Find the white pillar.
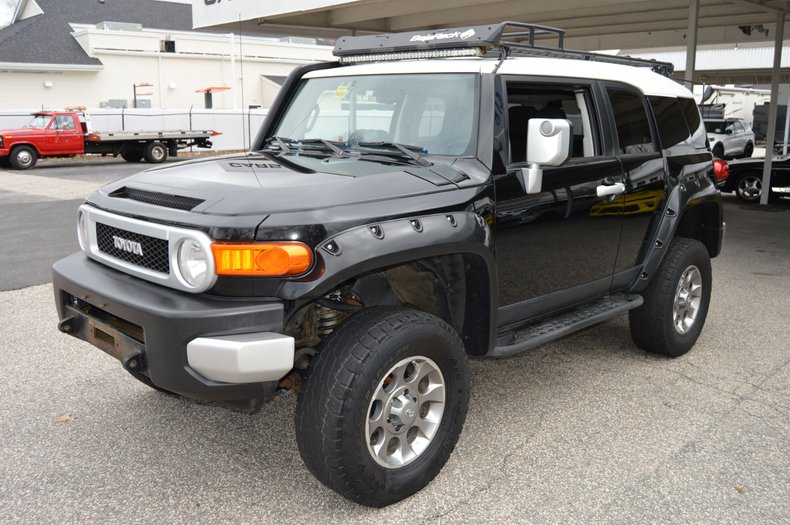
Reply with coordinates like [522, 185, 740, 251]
[157, 54, 164, 109]
[685, 0, 699, 84]
[783, 90, 790, 155]
[229, 33, 237, 110]
[760, 14, 785, 205]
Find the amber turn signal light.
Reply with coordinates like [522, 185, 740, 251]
[211, 242, 312, 276]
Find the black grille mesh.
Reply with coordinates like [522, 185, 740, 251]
[110, 187, 204, 211]
[96, 222, 170, 274]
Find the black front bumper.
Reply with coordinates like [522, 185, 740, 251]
[53, 253, 285, 409]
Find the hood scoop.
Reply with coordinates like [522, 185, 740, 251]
[109, 186, 205, 211]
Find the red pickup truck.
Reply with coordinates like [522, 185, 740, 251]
[0, 111, 218, 170]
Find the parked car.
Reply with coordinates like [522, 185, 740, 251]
[705, 118, 755, 159]
[52, 22, 723, 507]
[721, 154, 790, 201]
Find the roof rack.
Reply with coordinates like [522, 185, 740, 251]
[333, 21, 674, 77]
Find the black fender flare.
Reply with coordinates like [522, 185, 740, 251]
[631, 178, 723, 292]
[279, 211, 498, 354]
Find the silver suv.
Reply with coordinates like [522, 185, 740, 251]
[705, 118, 755, 159]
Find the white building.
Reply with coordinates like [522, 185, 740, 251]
[0, 0, 332, 110]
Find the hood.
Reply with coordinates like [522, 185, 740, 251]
[98, 152, 464, 216]
[1, 128, 44, 137]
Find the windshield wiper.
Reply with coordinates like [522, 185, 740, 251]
[299, 138, 359, 157]
[353, 142, 433, 167]
[264, 137, 356, 158]
[263, 136, 294, 153]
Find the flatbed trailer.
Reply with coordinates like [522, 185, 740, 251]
[0, 111, 219, 170]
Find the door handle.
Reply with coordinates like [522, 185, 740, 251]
[596, 182, 625, 198]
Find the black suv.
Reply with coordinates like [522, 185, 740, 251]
[53, 22, 724, 507]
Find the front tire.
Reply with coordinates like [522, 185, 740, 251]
[296, 307, 469, 507]
[712, 143, 724, 159]
[629, 238, 712, 357]
[10, 145, 37, 170]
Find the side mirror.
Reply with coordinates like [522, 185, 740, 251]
[516, 119, 572, 194]
[725, 128, 732, 135]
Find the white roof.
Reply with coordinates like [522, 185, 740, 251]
[304, 56, 693, 99]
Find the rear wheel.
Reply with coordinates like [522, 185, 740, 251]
[629, 238, 712, 357]
[296, 306, 469, 507]
[9, 145, 37, 170]
[742, 142, 754, 158]
[121, 148, 144, 162]
[735, 173, 762, 202]
[143, 142, 167, 163]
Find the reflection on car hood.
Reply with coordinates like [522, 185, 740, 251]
[97, 152, 462, 216]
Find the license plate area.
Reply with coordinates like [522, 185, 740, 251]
[61, 295, 146, 372]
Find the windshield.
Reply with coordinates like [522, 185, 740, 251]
[273, 73, 478, 156]
[25, 115, 51, 129]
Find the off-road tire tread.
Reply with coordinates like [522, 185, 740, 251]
[629, 237, 711, 357]
[295, 306, 469, 507]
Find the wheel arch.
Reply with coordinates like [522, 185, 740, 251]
[10, 142, 40, 156]
[631, 181, 723, 292]
[281, 212, 497, 356]
[675, 200, 722, 258]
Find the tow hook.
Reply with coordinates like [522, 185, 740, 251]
[58, 316, 78, 334]
[122, 354, 144, 372]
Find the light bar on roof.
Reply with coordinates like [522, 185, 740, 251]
[339, 47, 485, 64]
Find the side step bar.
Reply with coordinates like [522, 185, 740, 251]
[491, 293, 643, 358]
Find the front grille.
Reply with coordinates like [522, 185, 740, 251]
[96, 222, 170, 274]
[109, 186, 204, 211]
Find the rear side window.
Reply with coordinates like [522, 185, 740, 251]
[607, 88, 655, 154]
[677, 98, 706, 148]
[648, 96, 690, 149]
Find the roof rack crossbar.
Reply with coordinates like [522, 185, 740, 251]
[496, 43, 674, 76]
[497, 21, 566, 48]
[332, 20, 673, 76]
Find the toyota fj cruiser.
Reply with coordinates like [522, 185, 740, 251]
[53, 22, 724, 507]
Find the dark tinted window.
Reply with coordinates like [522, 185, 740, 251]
[678, 98, 706, 148]
[607, 88, 655, 154]
[649, 96, 690, 149]
[705, 120, 726, 133]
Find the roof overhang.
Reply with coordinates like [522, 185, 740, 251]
[0, 62, 104, 73]
[192, 0, 790, 50]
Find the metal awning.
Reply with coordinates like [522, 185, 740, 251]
[193, 0, 789, 49]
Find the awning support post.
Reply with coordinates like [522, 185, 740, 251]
[760, 13, 786, 205]
[685, 0, 700, 84]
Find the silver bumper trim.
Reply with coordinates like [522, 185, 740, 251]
[186, 332, 295, 384]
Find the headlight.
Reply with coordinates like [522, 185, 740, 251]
[176, 238, 209, 288]
[77, 210, 88, 251]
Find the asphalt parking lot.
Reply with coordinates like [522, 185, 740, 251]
[0, 159, 788, 523]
